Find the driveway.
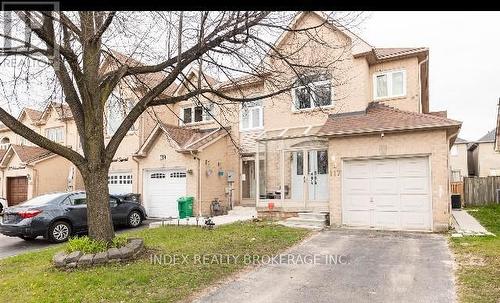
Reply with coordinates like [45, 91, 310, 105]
[193, 229, 456, 303]
[0, 220, 156, 260]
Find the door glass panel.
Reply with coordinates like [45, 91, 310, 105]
[288, 151, 304, 200]
[242, 160, 256, 199]
[317, 150, 328, 174]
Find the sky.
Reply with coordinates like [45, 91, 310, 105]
[359, 11, 500, 141]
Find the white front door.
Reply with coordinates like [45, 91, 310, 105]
[291, 151, 304, 200]
[343, 156, 431, 231]
[108, 173, 133, 195]
[307, 150, 329, 201]
[145, 169, 187, 218]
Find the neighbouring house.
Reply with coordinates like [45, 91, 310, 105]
[468, 129, 500, 177]
[0, 11, 462, 232]
[449, 137, 469, 182]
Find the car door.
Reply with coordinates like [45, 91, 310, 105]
[62, 193, 87, 231]
[109, 196, 129, 225]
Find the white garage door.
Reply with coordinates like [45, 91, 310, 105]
[343, 156, 431, 231]
[145, 169, 187, 218]
[108, 173, 133, 195]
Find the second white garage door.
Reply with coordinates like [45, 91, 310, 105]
[145, 169, 187, 218]
[343, 156, 431, 231]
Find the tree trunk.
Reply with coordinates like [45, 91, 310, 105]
[82, 167, 115, 243]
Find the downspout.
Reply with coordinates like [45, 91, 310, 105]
[418, 54, 429, 113]
[190, 150, 202, 216]
[131, 156, 140, 195]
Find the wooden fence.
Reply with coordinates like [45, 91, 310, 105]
[463, 176, 500, 206]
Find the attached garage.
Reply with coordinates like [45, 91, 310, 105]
[108, 173, 133, 195]
[342, 156, 431, 231]
[7, 176, 28, 206]
[144, 169, 187, 218]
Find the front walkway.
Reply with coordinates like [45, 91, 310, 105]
[451, 209, 495, 236]
[192, 229, 456, 303]
[149, 206, 257, 228]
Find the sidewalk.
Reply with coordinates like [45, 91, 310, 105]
[451, 209, 495, 237]
[149, 207, 257, 229]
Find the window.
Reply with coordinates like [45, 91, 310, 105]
[0, 137, 10, 149]
[151, 173, 166, 179]
[69, 194, 87, 206]
[240, 101, 263, 131]
[451, 170, 462, 182]
[450, 145, 459, 156]
[180, 103, 215, 125]
[291, 73, 332, 111]
[107, 96, 136, 135]
[295, 151, 303, 175]
[490, 169, 500, 176]
[170, 172, 186, 178]
[108, 174, 132, 185]
[45, 127, 64, 143]
[317, 150, 328, 174]
[373, 70, 406, 100]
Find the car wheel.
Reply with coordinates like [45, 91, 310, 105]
[48, 221, 72, 243]
[127, 210, 142, 228]
[19, 235, 37, 241]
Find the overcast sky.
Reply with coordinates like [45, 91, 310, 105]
[359, 11, 500, 141]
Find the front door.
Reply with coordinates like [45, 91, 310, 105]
[307, 150, 329, 201]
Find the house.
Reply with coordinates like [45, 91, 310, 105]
[0, 11, 461, 232]
[468, 129, 500, 177]
[449, 137, 469, 182]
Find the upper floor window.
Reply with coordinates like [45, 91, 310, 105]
[291, 73, 332, 111]
[107, 96, 136, 136]
[240, 101, 263, 131]
[373, 69, 406, 100]
[0, 137, 10, 149]
[180, 103, 215, 125]
[45, 127, 64, 143]
[450, 145, 459, 156]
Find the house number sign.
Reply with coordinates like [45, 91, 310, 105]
[160, 154, 167, 161]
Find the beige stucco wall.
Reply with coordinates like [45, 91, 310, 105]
[1, 153, 34, 201]
[449, 143, 468, 179]
[475, 142, 500, 177]
[328, 129, 451, 232]
[33, 156, 73, 195]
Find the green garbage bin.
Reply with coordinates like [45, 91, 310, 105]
[177, 196, 194, 219]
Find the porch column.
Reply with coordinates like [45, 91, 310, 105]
[255, 142, 260, 207]
[280, 147, 285, 207]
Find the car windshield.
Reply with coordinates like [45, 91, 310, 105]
[18, 193, 67, 206]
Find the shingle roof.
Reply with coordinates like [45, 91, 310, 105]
[159, 123, 227, 151]
[318, 102, 461, 137]
[455, 137, 468, 144]
[477, 129, 496, 142]
[0, 145, 53, 164]
[51, 102, 73, 120]
[0, 148, 7, 161]
[23, 108, 43, 121]
[373, 47, 428, 60]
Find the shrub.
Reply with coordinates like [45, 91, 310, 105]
[66, 235, 129, 254]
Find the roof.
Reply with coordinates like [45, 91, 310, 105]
[0, 148, 6, 160]
[0, 144, 53, 166]
[318, 102, 462, 137]
[373, 47, 428, 60]
[51, 102, 73, 120]
[135, 122, 229, 155]
[454, 137, 468, 144]
[477, 129, 496, 143]
[22, 108, 44, 121]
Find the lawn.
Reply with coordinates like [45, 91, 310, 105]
[0, 221, 310, 303]
[450, 204, 500, 303]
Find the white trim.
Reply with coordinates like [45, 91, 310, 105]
[239, 101, 264, 132]
[373, 69, 407, 101]
[179, 103, 216, 126]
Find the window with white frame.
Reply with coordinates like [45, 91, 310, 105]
[45, 127, 64, 143]
[490, 168, 500, 176]
[180, 103, 215, 125]
[450, 145, 459, 156]
[0, 137, 10, 149]
[451, 170, 462, 182]
[291, 73, 332, 111]
[106, 95, 136, 135]
[373, 69, 406, 100]
[240, 101, 263, 131]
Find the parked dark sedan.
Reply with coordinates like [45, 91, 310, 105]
[0, 191, 147, 243]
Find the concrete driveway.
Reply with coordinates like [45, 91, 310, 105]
[0, 220, 155, 260]
[193, 229, 456, 303]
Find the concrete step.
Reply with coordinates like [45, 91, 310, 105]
[297, 212, 329, 220]
[228, 206, 257, 216]
[283, 217, 327, 229]
[279, 221, 323, 230]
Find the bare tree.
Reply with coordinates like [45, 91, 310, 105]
[0, 11, 365, 243]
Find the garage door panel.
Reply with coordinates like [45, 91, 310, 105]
[399, 177, 429, 194]
[344, 195, 371, 210]
[146, 169, 186, 218]
[372, 159, 398, 177]
[373, 211, 399, 229]
[400, 194, 430, 212]
[344, 178, 370, 195]
[400, 212, 430, 230]
[373, 194, 399, 210]
[345, 162, 370, 178]
[371, 178, 399, 195]
[344, 210, 370, 226]
[399, 158, 428, 177]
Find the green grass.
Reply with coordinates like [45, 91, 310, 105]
[450, 204, 500, 303]
[0, 221, 309, 303]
